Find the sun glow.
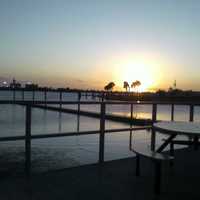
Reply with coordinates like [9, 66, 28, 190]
[114, 59, 158, 92]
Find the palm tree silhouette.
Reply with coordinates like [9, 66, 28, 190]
[131, 80, 141, 91]
[104, 82, 115, 91]
[131, 80, 141, 101]
[123, 81, 130, 92]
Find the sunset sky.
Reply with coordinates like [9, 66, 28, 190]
[0, 0, 200, 91]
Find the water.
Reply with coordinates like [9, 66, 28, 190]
[0, 91, 200, 173]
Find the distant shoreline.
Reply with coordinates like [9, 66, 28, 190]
[1, 87, 200, 103]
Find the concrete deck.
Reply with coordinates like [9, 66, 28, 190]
[1, 148, 200, 200]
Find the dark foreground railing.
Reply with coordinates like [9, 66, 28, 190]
[0, 99, 199, 176]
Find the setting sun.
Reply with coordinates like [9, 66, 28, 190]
[114, 58, 159, 92]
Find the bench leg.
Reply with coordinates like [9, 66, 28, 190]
[170, 142, 174, 166]
[154, 161, 161, 195]
[193, 136, 199, 151]
[136, 155, 140, 176]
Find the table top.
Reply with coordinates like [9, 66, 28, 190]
[153, 121, 200, 136]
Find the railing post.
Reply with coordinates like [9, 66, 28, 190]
[151, 104, 157, 151]
[22, 89, 25, 101]
[99, 102, 105, 164]
[13, 89, 16, 102]
[77, 92, 81, 114]
[129, 103, 133, 149]
[152, 104, 157, 122]
[59, 91, 62, 109]
[25, 104, 31, 177]
[189, 104, 194, 122]
[32, 90, 35, 102]
[171, 104, 174, 121]
[101, 92, 104, 102]
[44, 90, 47, 106]
[76, 92, 81, 132]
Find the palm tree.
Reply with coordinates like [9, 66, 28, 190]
[123, 81, 130, 92]
[131, 80, 141, 91]
[131, 80, 141, 101]
[135, 80, 141, 89]
[104, 82, 115, 91]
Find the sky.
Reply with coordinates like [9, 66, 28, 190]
[0, 0, 200, 91]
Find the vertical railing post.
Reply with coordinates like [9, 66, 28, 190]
[59, 91, 62, 109]
[99, 102, 105, 164]
[189, 104, 194, 122]
[129, 103, 133, 149]
[151, 104, 157, 151]
[77, 92, 81, 114]
[189, 104, 197, 149]
[152, 104, 157, 122]
[44, 90, 47, 106]
[76, 92, 81, 132]
[171, 104, 174, 121]
[25, 104, 31, 177]
[13, 89, 16, 102]
[32, 90, 35, 102]
[22, 89, 25, 101]
[101, 92, 104, 102]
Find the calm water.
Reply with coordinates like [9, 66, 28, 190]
[0, 91, 199, 173]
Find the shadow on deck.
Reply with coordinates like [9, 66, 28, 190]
[1, 148, 200, 200]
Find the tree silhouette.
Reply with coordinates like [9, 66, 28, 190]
[123, 81, 130, 92]
[104, 82, 115, 91]
[131, 80, 141, 91]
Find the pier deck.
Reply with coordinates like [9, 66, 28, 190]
[1, 148, 200, 200]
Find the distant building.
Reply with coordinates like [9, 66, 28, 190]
[10, 78, 21, 89]
[25, 83, 38, 90]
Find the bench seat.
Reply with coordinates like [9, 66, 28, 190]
[132, 149, 174, 161]
[132, 148, 174, 195]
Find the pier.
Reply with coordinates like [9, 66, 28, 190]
[0, 90, 200, 198]
[0, 95, 199, 174]
[0, 90, 199, 175]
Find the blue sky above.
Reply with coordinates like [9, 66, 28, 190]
[0, 0, 200, 90]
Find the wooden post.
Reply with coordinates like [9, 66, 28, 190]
[99, 102, 106, 164]
[25, 105, 31, 177]
[189, 104, 194, 122]
[171, 104, 174, 121]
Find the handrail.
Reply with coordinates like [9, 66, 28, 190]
[0, 96, 198, 175]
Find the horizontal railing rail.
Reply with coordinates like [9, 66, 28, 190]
[1, 100, 200, 105]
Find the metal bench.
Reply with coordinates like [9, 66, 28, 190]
[132, 148, 174, 194]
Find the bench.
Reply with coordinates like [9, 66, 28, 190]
[161, 136, 200, 157]
[132, 148, 174, 195]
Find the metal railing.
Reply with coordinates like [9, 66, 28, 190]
[0, 98, 199, 175]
